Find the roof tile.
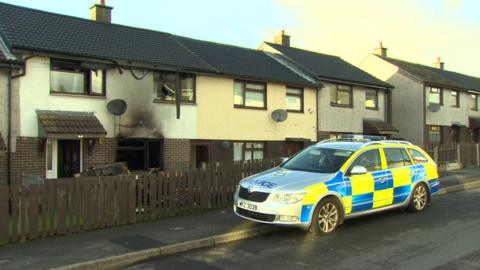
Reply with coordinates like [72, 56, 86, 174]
[37, 110, 107, 136]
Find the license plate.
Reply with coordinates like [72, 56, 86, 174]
[238, 201, 258, 211]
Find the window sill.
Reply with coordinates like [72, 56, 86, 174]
[234, 105, 267, 111]
[287, 110, 304, 114]
[330, 103, 353, 109]
[153, 99, 197, 105]
[365, 107, 378, 111]
[50, 92, 106, 99]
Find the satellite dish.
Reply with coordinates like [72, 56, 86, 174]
[271, 109, 288, 122]
[107, 99, 128, 116]
[427, 103, 441, 113]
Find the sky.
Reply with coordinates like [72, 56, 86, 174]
[1, 0, 479, 77]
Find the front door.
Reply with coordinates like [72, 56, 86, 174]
[195, 144, 209, 168]
[285, 141, 303, 157]
[58, 140, 81, 178]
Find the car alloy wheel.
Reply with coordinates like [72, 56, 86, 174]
[413, 184, 428, 210]
[408, 183, 430, 212]
[318, 202, 339, 233]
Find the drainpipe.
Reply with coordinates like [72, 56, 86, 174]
[6, 70, 11, 186]
[6, 55, 34, 186]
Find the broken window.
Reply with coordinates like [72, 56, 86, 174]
[154, 72, 195, 102]
[116, 140, 162, 171]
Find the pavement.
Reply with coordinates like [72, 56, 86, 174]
[0, 167, 479, 270]
[128, 188, 480, 270]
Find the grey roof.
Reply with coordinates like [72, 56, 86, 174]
[0, 2, 213, 72]
[37, 110, 106, 137]
[176, 36, 315, 86]
[380, 56, 480, 92]
[265, 42, 392, 89]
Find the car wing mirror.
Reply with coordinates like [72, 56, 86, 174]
[350, 165, 368, 175]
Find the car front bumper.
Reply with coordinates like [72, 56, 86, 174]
[233, 191, 313, 229]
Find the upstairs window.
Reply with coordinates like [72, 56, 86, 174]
[428, 87, 442, 105]
[450, 90, 459, 108]
[50, 59, 105, 96]
[234, 81, 266, 109]
[470, 94, 479, 111]
[365, 89, 378, 110]
[154, 72, 195, 103]
[331, 84, 352, 107]
[286, 86, 303, 112]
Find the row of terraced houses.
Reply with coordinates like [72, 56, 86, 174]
[1, 2, 480, 186]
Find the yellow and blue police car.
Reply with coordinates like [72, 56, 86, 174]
[233, 136, 439, 235]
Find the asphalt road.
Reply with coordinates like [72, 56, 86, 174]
[125, 189, 480, 270]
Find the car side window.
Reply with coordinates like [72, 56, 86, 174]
[408, 149, 428, 164]
[349, 149, 382, 173]
[384, 148, 412, 169]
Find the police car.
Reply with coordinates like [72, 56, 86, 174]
[233, 136, 439, 235]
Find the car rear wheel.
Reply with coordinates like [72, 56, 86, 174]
[408, 183, 429, 212]
[311, 197, 341, 236]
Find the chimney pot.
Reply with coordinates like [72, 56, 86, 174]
[374, 42, 388, 57]
[274, 30, 290, 47]
[90, 1, 113, 23]
[434, 57, 445, 70]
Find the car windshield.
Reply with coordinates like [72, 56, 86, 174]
[281, 147, 354, 173]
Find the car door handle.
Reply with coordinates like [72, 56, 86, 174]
[378, 176, 387, 183]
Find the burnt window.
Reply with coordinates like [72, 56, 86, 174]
[331, 84, 352, 107]
[154, 72, 195, 103]
[116, 140, 162, 171]
[50, 59, 106, 96]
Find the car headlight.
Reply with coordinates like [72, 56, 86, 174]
[272, 192, 306, 204]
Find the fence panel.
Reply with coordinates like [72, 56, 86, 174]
[2, 158, 282, 246]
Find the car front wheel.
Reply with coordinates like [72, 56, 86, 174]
[311, 197, 341, 236]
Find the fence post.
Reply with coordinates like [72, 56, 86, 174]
[456, 144, 462, 168]
[433, 146, 439, 164]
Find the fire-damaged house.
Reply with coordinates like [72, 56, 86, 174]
[0, 1, 395, 185]
[0, 1, 320, 185]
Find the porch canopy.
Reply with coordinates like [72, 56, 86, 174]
[363, 119, 399, 135]
[469, 117, 480, 129]
[37, 110, 107, 139]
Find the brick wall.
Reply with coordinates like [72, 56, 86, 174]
[163, 138, 191, 172]
[11, 137, 45, 186]
[82, 138, 117, 170]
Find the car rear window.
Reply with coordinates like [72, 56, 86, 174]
[281, 147, 354, 173]
[408, 149, 429, 164]
[384, 148, 412, 169]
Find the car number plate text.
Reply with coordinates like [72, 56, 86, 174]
[238, 201, 258, 211]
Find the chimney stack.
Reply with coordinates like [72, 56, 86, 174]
[434, 57, 445, 70]
[274, 30, 290, 47]
[90, 0, 113, 23]
[374, 42, 388, 57]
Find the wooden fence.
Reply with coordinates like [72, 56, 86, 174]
[0, 159, 281, 246]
